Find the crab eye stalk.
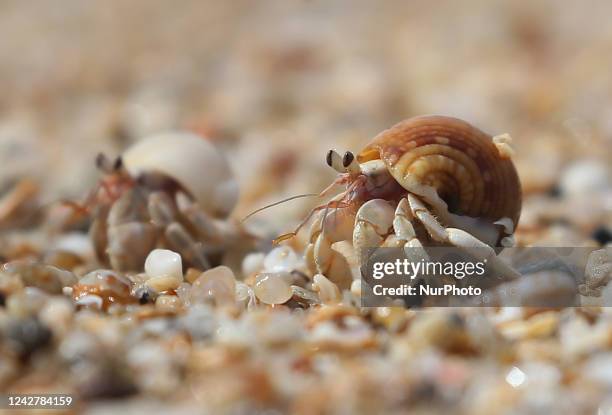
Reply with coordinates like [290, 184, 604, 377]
[342, 151, 354, 167]
[326, 149, 346, 173]
[325, 150, 334, 168]
[113, 157, 124, 171]
[95, 153, 118, 174]
[342, 151, 361, 175]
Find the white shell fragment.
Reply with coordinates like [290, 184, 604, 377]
[253, 272, 293, 305]
[145, 249, 183, 280]
[242, 252, 265, 276]
[122, 131, 238, 217]
[263, 246, 302, 273]
[144, 249, 184, 292]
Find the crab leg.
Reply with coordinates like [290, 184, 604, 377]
[393, 198, 430, 264]
[305, 206, 355, 289]
[353, 199, 395, 264]
[406, 194, 520, 279]
[164, 222, 211, 271]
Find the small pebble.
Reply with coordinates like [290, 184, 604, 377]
[144, 249, 183, 280]
[6, 317, 52, 359]
[263, 246, 301, 273]
[289, 286, 320, 308]
[75, 294, 104, 310]
[6, 287, 48, 318]
[242, 252, 265, 276]
[185, 268, 202, 284]
[136, 287, 155, 304]
[253, 273, 293, 305]
[193, 265, 236, 299]
[39, 297, 74, 335]
[77, 361, 137, 400]
[3, 261, 77, 294]
[42, 250, 83, 270]
[175, 282, 191, 305]
[235, 282, 251, 301]
[178, 304, 216, 340]
[559, 159, 610, 197]
[73, 270, 133, 308]
[191, 266, 236, 305]
[155, 295, 182, 313]
[79, 269, 131, 292]
[236, 282, 258, 311]
[583, 354, 612, 387]
[145, 275, 182, 293]
[143, 250, 183, 293]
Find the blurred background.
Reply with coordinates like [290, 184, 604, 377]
[1, 2, 612, 413]
[0, 0, 610, 238]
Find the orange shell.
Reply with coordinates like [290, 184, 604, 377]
[358, 115, 522, 227]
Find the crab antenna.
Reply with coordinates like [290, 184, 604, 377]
[273, 198, 350, 245]
[241, 193, 319, 223]
[242, 174, 347, 224]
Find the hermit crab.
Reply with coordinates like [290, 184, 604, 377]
[279, 115, 522, 288]
[68, 132, 247, 272]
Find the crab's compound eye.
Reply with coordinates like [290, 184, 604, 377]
[342, 151, 355, 168]
[95, 153, 107, 169]
[325, 150, 334, 168]
[113, 157, 124, 171]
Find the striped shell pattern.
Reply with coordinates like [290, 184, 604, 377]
[358, 115, 522, 228]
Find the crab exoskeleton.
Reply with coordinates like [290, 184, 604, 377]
[284, 116, 523, 289]
[77, 132, 250, 272]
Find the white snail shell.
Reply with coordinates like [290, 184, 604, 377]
[122, 131, 238, 218]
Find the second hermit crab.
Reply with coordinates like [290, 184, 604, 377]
[278, 115, 522, 288]
[66, 132, 250, 272]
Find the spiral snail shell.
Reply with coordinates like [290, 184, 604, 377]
[357, 115, 522, 232]
[286, 115, 523, 285]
